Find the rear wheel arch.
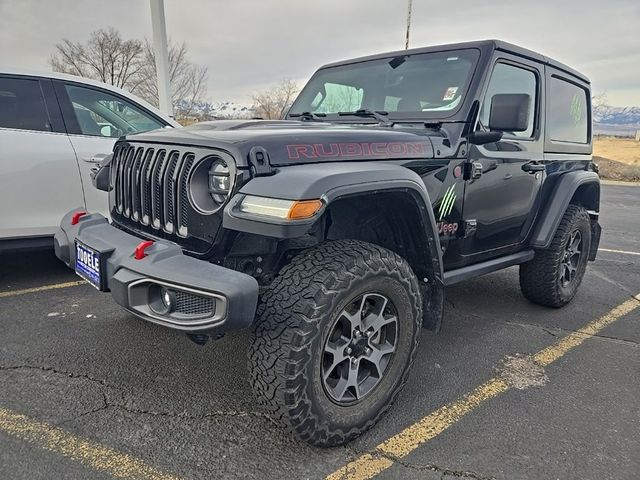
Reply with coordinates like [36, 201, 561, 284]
[570, 181, 600, 211]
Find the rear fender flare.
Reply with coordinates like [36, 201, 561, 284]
[529, 171, 600, 249]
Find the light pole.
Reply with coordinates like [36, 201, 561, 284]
[150, 0, 174, 117]
[405, 0, 413, 50]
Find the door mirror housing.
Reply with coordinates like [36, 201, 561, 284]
[468, 131, 504, 145]
[488, 93, 531, 132]
[100, 125, 113, 137]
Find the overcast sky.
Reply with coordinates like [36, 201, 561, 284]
[1, 0, 638, 106]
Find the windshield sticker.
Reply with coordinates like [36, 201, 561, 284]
[443, 87, 459, 101]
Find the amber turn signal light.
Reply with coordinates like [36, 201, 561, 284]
[288, 200, 324, 220]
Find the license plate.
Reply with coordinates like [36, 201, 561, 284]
[75, 241, 102, 290]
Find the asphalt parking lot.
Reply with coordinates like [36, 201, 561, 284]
[1, 183, 638, 480]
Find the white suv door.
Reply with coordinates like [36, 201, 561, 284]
[0, 75, 84, 240]
[54, 81, 168, 216]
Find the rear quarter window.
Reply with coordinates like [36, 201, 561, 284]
[548, 77, 589, 144]
[0, 77, 52, 132]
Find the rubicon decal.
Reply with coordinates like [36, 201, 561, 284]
[286, 142, 429, 160]
[438, 184, 457, 220]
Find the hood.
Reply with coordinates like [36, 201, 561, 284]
[126, 120, 435, 167]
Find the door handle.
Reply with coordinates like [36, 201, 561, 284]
[83, 154, 109, 164]
[470, 161, 483, 179]
[522, 161, 545, 173]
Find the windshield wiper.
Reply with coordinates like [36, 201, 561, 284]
[289, 111, 327, 121]
[338, 109, 393, 126]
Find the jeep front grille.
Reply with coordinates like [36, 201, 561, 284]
[111, 144, 196, 237]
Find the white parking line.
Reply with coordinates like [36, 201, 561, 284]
[599, 248, 640, 257]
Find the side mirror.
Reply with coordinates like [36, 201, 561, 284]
[91, 153, 112, 192]
[488, 93, 530, 132]
[468, 131, 503, 145]
[100, 125, 113, 137]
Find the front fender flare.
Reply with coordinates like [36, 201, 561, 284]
[223, 162, 445, 328]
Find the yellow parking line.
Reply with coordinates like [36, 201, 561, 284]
[0, 280, 85, 298]
[0, 407, 181, 480]
[326, 294, 640, 480]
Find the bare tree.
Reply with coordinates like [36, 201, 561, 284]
[50, 28, 144, 91]
[592, 92, 609, 109]
[252, 79, 299, 119]
[135, 40, 208, 117]
[50, 28, 208, 120]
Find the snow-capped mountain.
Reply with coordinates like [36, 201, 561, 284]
[174, 100, 255, 120]
[593, 104, 640, 125]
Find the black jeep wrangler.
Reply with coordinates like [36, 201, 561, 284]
[55, 40, 601, 446]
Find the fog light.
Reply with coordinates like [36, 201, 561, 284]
[149, 285, 175, 315]
[161, 288, 173, 310]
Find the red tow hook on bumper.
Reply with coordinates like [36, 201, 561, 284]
[70, 211, 87, 225]
[134, 240, 155, 260]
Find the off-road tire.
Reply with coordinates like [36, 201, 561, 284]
[248, 240, 422, 446]
[519, 204, 591, 307]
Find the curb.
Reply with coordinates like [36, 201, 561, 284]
[601, 179, 640, 187]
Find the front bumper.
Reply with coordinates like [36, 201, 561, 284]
[54, 211, 259, 334]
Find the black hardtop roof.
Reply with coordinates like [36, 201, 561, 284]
[321, 39, 589, 84]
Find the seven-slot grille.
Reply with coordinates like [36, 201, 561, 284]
[111, 144, 196, 237]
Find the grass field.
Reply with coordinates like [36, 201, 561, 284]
[593, 137, 640, 182]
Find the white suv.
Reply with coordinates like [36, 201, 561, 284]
[0, 69, 180, 251]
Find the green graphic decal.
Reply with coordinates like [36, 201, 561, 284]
[570, 92, 584, 126]
[438, 184, 457, 220]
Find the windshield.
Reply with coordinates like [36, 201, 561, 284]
[289, 49, 479, 121]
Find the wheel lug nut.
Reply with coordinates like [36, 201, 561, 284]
[345, 347, 352, 355]
[364, 347, 371, 354]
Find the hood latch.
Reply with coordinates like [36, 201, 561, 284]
[248, 146, 274, 176]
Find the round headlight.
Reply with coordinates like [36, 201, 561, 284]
[209, 160, 230, 204]
[188, 157, 235, 215]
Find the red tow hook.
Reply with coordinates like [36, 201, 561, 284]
[71, 211, 87, 225]
[134, 240, 155, 260]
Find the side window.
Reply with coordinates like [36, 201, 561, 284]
[64, 84, 165, 137]
[314, 83, 363, 113]
[548, 77, 588, 144]
[479, 63, 537, 138]
[0, 77, 51, 132]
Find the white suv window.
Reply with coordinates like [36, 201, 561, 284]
[0, 77, 52, 132]
[65, 84, 164, 137]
